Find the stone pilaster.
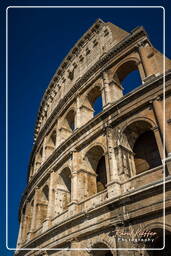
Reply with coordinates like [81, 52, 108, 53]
[70, 238, 80, 256]
[102, 71, 111, 108]
[153, 98, 171, 155]
[105, 127, 121, 197]
[56, 119, 61, 147]
[138, 42, 155, 78]
[29, 188, 40, 238]
[22, 201, 32, 242]
[76, 95, 81, 129]
[101, 84, 106, 110]
[42, 171, 56, 229]
[152, 126, 164, 161]
[71, 150, 79, 204]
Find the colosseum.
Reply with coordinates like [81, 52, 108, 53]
[15, 19, 171, 256]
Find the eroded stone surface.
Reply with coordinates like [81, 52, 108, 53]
[15, 20, 171, 256]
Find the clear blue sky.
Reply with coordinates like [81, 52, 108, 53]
[1, 0, 171, 255]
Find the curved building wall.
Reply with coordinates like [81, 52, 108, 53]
[15, 20, 171, 256]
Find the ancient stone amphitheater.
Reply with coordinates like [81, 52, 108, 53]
[15, 19, 171, 256]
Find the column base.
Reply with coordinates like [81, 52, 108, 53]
[68, 201, 79, 215]
[107, 180, 121, 198]
[103, 102, 112, 110]
[42, 217, 51, 232]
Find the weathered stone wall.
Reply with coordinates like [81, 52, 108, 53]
[15, 20, 171, 256]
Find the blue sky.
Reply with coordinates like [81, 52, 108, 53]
[1, 0, 171, 255]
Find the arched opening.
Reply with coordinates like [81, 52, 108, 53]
[124, 120, 161, 175]
[114, 60, 142, 95]
[143, 229, 171, 256]
[96, 156, 107, 192]
[93, 95, 103, 117]
[60, 110, 76, 142]
[22, 199, 34, 242]
[27, 200, 34, 234]
[56, 168, 71, 211]
[81, 86, 103, 125]
[42, 185, 49, 201]
[35, 146, 43, 171]
[87, 86, 103, 117]
[86, 146, 107, 195]
[92, 242, 113, 256]
[66, 109, 75, 131]
[39, 185, 49, 225]
[49, 130, 56, 147]
[45, 130, 57, 158]
[133, 130, 161, 174]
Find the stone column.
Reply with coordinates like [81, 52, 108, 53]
[42, 136, 47, 162]
[101, 85, 106, 110]
[55, 120, 58, 147]
[47, 171, 56, 221]
[153, 98, 171, 155]
[69, 150, 79, 215]
[29, 188, 40, 238]
[105, 127, 121, 197]
[102, 72, 111, 108]
[152, 126, 164, 160]
[70, 238, 80, 256]
[34, 153, 41, 172]
[56, 119, 61, 147]
[138, 42, 155, 78]
[71, 150, 79, 203]
[22, 201, 32, 242]
[76, 95, 81, 129]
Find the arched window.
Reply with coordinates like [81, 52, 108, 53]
[123, 120, 161, 175]
[49, 130, 56, 147]
[66, 109, 75, 131]
[122, 69, 142, 94]
[27, 200, 34, 234]
[45, 130, 57, 158]
[87, 86, 103, 117]
[60, 110, 76, 142]
[133, 130, 161, 174]
[37, 185, 49, 227]
[42, 185, 49, 201]
[86, 145, 107, 194]
[96, 156, 107, 192]
[56, 168, 71, 211]
[81, 86, 103, 125]
[35, 146, 43, 171]
[93, 95, 103, 117]
[115, 60, 142, 95]
[22, 199, 34, 242]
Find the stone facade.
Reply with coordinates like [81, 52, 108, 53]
[15, 19, 171, 256]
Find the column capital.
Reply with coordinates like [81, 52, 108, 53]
[50, 169, 55, 174]
[151, 126, 159, 132]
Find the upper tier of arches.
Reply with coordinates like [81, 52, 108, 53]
[34, 20, 135, 140]
[28, 20, 171, 184]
